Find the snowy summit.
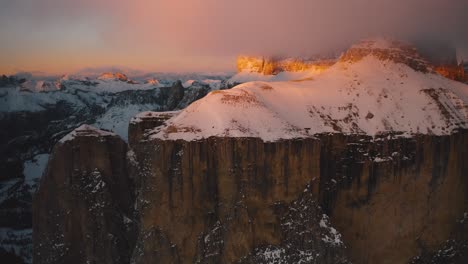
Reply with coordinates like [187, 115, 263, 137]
[151, 39, 468, 141]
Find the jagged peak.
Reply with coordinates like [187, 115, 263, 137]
[340, 38, 432, 72]
[59, 124, 116, 143]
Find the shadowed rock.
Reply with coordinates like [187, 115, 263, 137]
[129, 131, 467, 264]
[33, 125, 136, 264]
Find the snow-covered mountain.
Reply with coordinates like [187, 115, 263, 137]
[151, 39, 467, 141]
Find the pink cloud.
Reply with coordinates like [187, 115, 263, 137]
[1, 0, 467, 74]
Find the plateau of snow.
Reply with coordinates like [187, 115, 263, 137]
[152, 55, 468, 141]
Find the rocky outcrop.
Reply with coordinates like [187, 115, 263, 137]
[166, 81, 185, 109]
[415, 41, 467, 82]
[33, 126, 136, 264]
[340, 39, 431, 73]
[128, 111, 178, 146]
[98, 72, 129, 82]
[434, 64, 465, 82]
[236, 56, 334, 75]
[237, 40, 467, 83]
[175, 81, 212, 108]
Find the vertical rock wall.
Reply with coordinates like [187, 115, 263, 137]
[318, 133, 468, 264]
[131, 138, 321, 263]
[33, 130, 136, 264]
[129, 130, 467, 264]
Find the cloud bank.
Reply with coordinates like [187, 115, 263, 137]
[1, 0, 467, 74]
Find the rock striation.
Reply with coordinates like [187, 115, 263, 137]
[32, 124, 468, 264]
[126, 131, 467, 264]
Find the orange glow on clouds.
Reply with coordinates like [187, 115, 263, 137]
[0, 0, 466, 75]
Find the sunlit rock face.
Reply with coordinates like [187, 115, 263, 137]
[33, 125, 136, 264]
[144, 78, 160, 85]
[343, 38, 467, 83]
[414, 41, 466, 83]
[98, 72, 129, 82]
[236, 56, 334, 75]
[237, 39, 467, 83]
[434, 64, 465, 82]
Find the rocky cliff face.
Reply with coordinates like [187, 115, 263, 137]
[236, 56, 334, 75]
[318, 132, 468, 264]
[128, 111, 178, 146]
[130, 137, 328, 263]
[126, 130, 467, 264]
[434, 64, 465, 83]
[33, 126, 136, 264]
[32, 123, 468, 264]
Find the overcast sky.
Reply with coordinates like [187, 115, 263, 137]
[0, 0, 467, 74]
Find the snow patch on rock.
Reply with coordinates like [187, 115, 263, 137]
[59, 124, 116, 143]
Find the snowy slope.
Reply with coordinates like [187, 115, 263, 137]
[152, 49, 467, 141]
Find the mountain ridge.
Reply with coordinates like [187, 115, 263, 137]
[149, 40, 467, 142]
